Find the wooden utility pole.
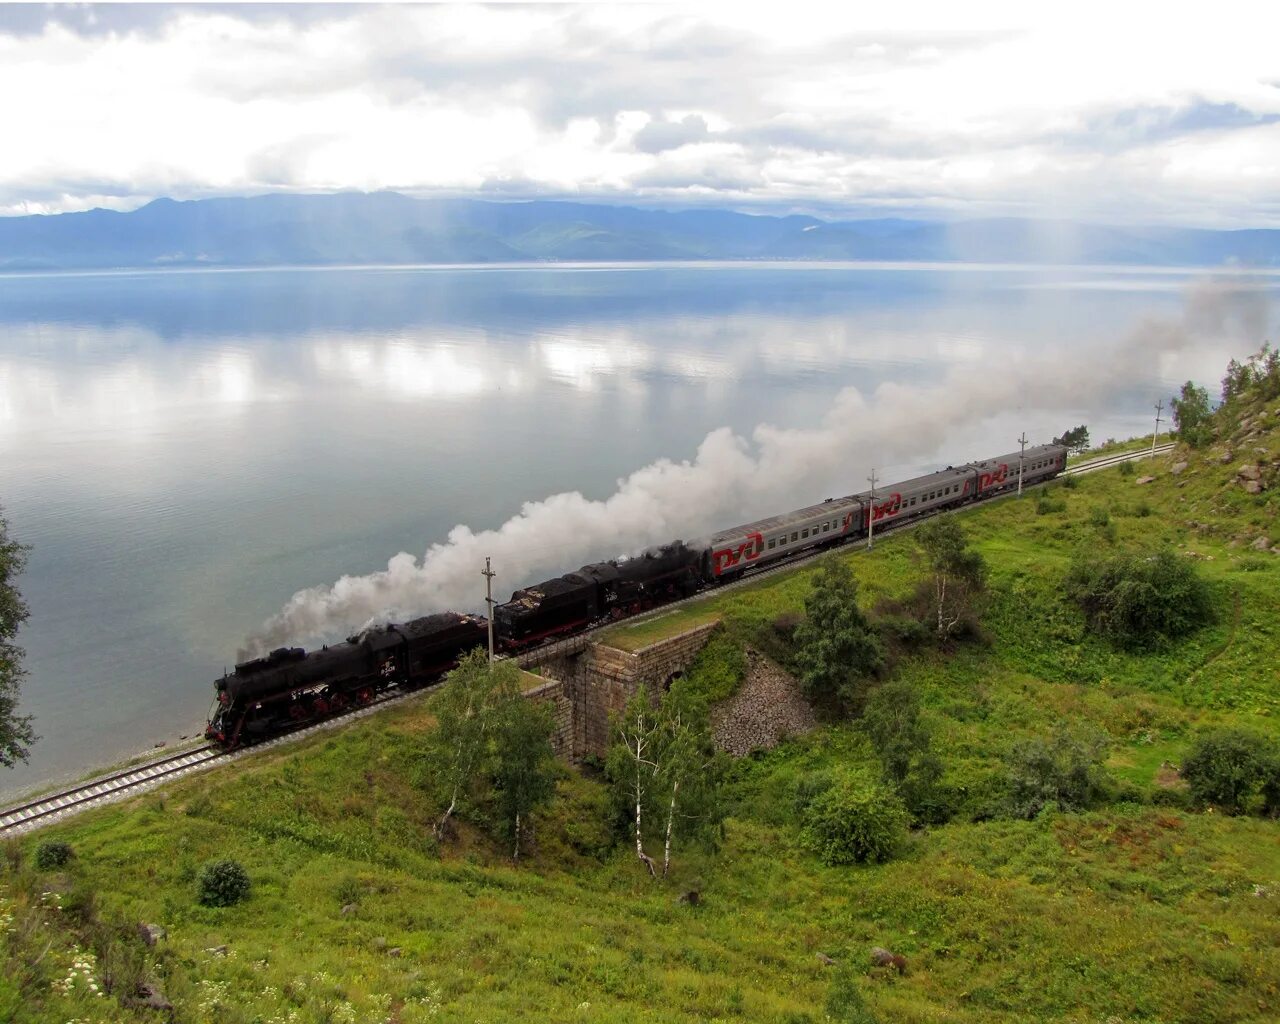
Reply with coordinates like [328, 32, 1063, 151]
[867, 469, 878, 550]
[1017, 431, 1028, 497]
[1151, 399, 1164, 457]
[482, 557, 496, 664]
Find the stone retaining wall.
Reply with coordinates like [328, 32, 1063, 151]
[530, 620, 722, 761]
[522, 678, 573, 759]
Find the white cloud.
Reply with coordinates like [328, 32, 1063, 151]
[2, 3, 1280, 224]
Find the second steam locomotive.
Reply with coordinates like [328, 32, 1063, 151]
[206, 443, 1066, 747]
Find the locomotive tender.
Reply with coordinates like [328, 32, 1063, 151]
[206, 443, 1066, 748]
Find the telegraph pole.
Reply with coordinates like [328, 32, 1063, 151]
[866, 469, 878, 550]
[482, 557, 496, 664]
[1017, 431, 1028, 497]
[1151, 399, 1164, 458]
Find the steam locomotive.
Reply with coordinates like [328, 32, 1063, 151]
[205, 443, 1066, 747]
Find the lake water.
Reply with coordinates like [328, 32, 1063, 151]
[0, 261, 1273, 799]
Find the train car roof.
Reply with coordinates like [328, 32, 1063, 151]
[709, 493, 863, 545]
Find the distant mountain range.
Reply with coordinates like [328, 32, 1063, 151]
[2, 191, 1279, 270]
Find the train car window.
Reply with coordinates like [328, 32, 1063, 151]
[767, 539, 776, 550]
[802, 528, 809, 539]
[822, 523, 829, 533]
[791, 532, 798, 542]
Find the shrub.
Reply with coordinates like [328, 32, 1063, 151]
[1036, 494, 1066, 515]
[34, 840, 73, 870]
[1181, 729, 1278, 815]
[799, 773, 908, 865]
[1061, 473, 1078, 490]
[1065, 548, 1214, 649]
[1089, 506, 1110, 527]
[1006, 726, 1111, 819]
[1118, 460, 1135, 477]
[862, 681, 945, 823]
[197, 858, 251, 907]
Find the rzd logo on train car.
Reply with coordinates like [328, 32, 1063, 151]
[978, 464, 1009, 492]
[712, 531, 764, 575]
[864, 493, 902, 527]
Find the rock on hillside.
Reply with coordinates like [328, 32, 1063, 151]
[712, 649, 816, 756]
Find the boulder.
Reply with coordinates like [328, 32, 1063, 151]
[1220, 450, 1234, 464]
[1135, 475, 1155, 485]
[816, 952, 837, 966]
[341, 903, 358, 916]
[1170, 461, 1188, 475]
[1252, 536, 1272, 551]
[136, 981, 173, 1012]
[387, 947, 403, 958]
[1238, 464, 1261, 481]
[204, 945, 228, 957]
[137, 923, 166, 947]
[1245, 480, 1263, 495]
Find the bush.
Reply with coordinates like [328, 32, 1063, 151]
[1036, 494, 1066, 515]
[1118, 460, 1135, 477]
[34, 840, 73, 870]
[1061, 473, 1078, 490]
[1006, 726, 1111, 819]
[1181, 729, 1279, 815]
[799, 773, 908, 865]
[197, 858, 251, 907]
[1065, 548, 1214, 649]
[1089, 507, 1110, 527]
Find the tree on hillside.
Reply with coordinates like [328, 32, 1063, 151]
[914, 518, 986, 641]
[421, 649, 521, 840]
[1221, 343, 1280, 406]
[491, 696, 557, 861]
[0, 508, 35, 768]
[793, 557, 885, 709]
[605, 687, 725, 879]
[862, 681, 942, 820]
[1053, 425, 1091, 454]
[1171, 380, 1213, 448]
[607, 690, 663, 876]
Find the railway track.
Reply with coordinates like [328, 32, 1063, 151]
[0, 440, 1177, 836]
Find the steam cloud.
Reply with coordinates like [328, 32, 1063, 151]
[241, 276, 1267, 658]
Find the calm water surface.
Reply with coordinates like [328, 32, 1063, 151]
[0, 262, 1271, 798]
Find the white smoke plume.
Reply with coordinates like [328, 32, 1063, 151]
[241, 275, 1267, 658]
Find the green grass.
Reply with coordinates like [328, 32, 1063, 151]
[6, 396, 1280, 1024]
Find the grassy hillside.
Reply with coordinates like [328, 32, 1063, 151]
[4, 387, 1280, 1023]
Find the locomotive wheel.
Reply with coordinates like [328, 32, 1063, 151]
[329, 692, 349, 711]
[288, 703, 308, 722]
[356, 687, 374, 705]
[312, 696, 330, 717]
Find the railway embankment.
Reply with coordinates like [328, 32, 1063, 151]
[4, 373, 1280, 1024]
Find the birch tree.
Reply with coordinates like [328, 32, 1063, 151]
[607, 688, 725, 879]
[607, 690, 662, 876]
[422, 649, 520, 840]
[655, 707, 724, 878]
[491, 697, 557, 861]
[914, 518, 986, 641]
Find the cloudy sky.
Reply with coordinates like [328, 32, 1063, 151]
[2, 2, 1279, 225]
